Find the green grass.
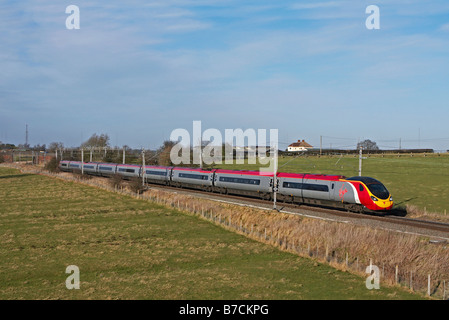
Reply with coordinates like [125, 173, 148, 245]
[0, 167, 423, 299]
[213, 153, 449, 214]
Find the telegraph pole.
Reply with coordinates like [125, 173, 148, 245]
[320, 135, 322, 156]
[81, 149, 84, 175]
[198, 138, 203, 169]
[142, 148, 145, 187]
[25, 124, 29, 148]
[273, 144, 278, 211]
[122, 147, 126, 164]
[358, 145, 363, 176]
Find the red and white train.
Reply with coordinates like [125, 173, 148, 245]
[59, 160, 393, 214]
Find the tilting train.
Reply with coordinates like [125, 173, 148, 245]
[59, 160, 393, 214]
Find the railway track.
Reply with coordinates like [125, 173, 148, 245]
[143, 183, 449, 241]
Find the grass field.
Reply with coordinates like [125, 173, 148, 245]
[214, 153, 449, 215]
[0, 167, 424, 300]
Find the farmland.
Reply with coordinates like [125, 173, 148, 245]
[0, 166, 423, 300]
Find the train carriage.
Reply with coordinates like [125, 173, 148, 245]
[214, 169, 273, 199]
[81, 162, 98, 174]
[171, 167, 214, 191]
[59, 160, 70, 171]
[116, 164, 141, 179]
[97, 163, 117, 177]
[278, 172, 346, 207]
[67, 161, 82, 171]
[143, 165, 171, 185]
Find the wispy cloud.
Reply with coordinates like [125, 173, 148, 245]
[440, 23, 449, 31]
[290, 1, 342, 10]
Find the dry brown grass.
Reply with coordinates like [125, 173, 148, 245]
[405, 204, 449, 223]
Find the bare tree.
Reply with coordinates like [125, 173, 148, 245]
[48, 142, 64, 152]
[157, 140, 176, 166]
[81, 133, 110, 149]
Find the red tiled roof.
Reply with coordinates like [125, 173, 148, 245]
[288, 140, 313, 148]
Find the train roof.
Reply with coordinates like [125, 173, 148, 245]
[116, 164, 141, 168]
[172, 167, 214, 173]
[277, 172, 346, 181]
[144, 165, 171, 169]
[215, 169, 274, 177]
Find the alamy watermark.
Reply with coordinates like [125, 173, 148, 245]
[170, 121, 278, 174]
[65, 5, 80, 30]
[366, 264, 380, 290]
[65, 5, 380, 31]
[65, 265, 80, 289]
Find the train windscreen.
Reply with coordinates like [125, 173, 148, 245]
[347, 177, 390, 199]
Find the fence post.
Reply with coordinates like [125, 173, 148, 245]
[428, 274, 431, 296]
[444, 280, 446, 300]
[395, 265, 398, 284]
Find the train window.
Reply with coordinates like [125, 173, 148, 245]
[219, 176, 261, 185]
[146, 170, 167, 176]
[332, 183, 334, 189]
[359, 184, 364, 192]
[179, 173, 209, 180]
[84, 165, 94, 169]
[99, 166, 113, 171]
[283, 182, 329, 192]
[119, 168, 135, 173]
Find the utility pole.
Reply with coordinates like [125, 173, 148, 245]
[273, 144, 278, 211]
[122, 147, 126, 164]
[90, 148, 93, 162]
[81, 149, 84, 175]
[25, 124, 28, 148]
[320, 135, 322, 156]
[198, 138, 203, 169]
[399, 138, 402, 151]
[142, 148, 145, 187]
[358, 145, 363, 176]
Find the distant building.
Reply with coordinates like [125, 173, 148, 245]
[287, 139, 313, 152]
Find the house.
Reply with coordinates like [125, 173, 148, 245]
[287, 139, 313, 152]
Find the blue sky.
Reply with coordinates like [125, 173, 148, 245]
[1, 0, 449, 151]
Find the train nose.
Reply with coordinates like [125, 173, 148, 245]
[377, 198, 393, 210]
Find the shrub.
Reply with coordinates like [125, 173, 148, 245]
[44, 157, 60, 172]
[129, 177, 145, 194]
[109, 173, 123, 189]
